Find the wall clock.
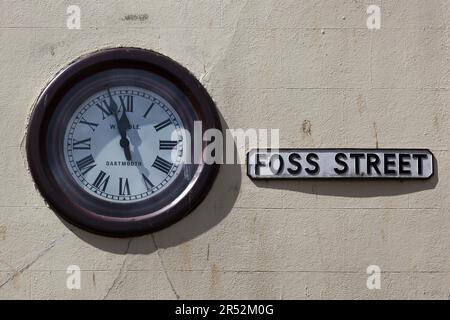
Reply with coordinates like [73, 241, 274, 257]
[27, 47, 221, 237]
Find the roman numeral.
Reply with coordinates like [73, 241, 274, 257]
[154, 119, 172, 131]
[142, 174, 154, 190]
[92, 170, 110, 192]
[159, 140, 178, 150]
[80, 118, 99, 131]
[72, 138, 91, 150]
[119, 95, 134, 112]
[143, 102, 154, 118]
[119, 177, 131, 195]
[96, 100, 112, 119]
[152, 156, 173, 174]
[76, 155, 96, 175]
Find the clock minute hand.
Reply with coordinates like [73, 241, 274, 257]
[107, 88, 132, 161]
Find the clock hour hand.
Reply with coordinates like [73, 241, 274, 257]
[107, 88, 132, 161]
[118, 101, 131, 132]
[120, 135, 131, 161]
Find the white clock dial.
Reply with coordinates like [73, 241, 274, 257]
[64, 86, 184, 202]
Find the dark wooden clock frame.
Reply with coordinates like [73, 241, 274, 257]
[26, 47, 221, 237]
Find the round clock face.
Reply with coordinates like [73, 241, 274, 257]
[27, 48, 221, 237]
[64, 86, 184, 202]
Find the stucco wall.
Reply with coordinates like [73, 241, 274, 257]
[1, 0, 450, 299]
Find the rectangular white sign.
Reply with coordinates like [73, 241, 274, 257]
[247, 149, 433, 179]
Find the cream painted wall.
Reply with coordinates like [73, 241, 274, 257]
[1, 0, 450, 299]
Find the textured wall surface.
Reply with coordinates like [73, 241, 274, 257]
[1, 0, 450, 299]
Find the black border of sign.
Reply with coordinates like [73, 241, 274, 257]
[246, 148, 435, 180]
[26, 47, 222, 237]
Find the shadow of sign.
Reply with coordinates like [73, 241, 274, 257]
[64, 112, 241, 253]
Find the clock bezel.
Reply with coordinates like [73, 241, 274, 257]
[26, 47, 221, 237]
